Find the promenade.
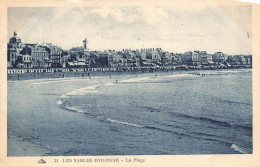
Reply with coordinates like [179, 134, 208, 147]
[7, 64, 252, 81]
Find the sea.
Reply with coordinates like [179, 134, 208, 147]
[7, 69, 252, 156]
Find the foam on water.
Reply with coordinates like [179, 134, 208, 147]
[106, 118, 144, 128]
[230, 144, 249, 154]
[57, 100, 64, 105]
[59, 77, 149, 99]
[59, 82, 116, 105]
[65, 106, 85, 113]
[62, 84, 102, 98]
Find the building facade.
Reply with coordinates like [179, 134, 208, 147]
[7, 32, 25, 68]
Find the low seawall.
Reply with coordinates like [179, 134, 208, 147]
[7, 65, 252, 81]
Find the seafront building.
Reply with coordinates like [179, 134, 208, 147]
[7, 31, 252, 70]
[7, 31, 25, 68]
[8, 32, 64, 69]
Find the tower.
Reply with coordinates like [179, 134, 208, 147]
[83, 38, 88, 51]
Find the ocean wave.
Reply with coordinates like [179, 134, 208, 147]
[61, 104, 252, 153]
[169, 112, 252, 131]
[59, 76, 151, 99]
[57, 100, 64, 105]
[67, 84, 102, 96]
[143, 125, 198, 139]
[200, 93, 252, 106]
[216, 98, 252, 106]
[60, 81, 118, 99]
[65, 106, 86, 114]
[192, 131, 217, 137]
[230, 144, 251, 154]
[135, 103, 252, 131]
[106, 118, 143, 128]
[60, 84, 102, 99]
[142, 125, 240, 148]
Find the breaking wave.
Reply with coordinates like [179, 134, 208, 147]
[60, 84, 103, 99]
[169, 112, 252, 131]
[231, 144, 250, 154]
[65, 106, 86, 114]
[58, 76, 150, 101]
[106, 118, 143, 128]
[57, 100, 64, 105]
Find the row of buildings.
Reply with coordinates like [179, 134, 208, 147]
[8, 31, 64, 68]
[7, 32, 252, 69]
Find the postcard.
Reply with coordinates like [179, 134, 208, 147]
[0, 0, 260, 166]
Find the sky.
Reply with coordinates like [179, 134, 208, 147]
[8, 5, 252, 55]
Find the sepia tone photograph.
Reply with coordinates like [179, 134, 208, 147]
[1, 0, 260, 166]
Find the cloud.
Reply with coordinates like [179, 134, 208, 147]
[91, 7, 139, 23]
[8, 6, 252, 54]
[142, 7, 169, 25]
[52, 8, 72, 19]
[91, 7, 110, 19]
[91, 6, 170, 25]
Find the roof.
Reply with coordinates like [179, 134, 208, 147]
[24, 43, 37, 46]
[68, 61, 86, 66]
[77, 62, 86, 65]
[77, 58, 86, 62]
[68, 62, 74, 66]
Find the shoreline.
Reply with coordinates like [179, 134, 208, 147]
[7, 66, 252, 81]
